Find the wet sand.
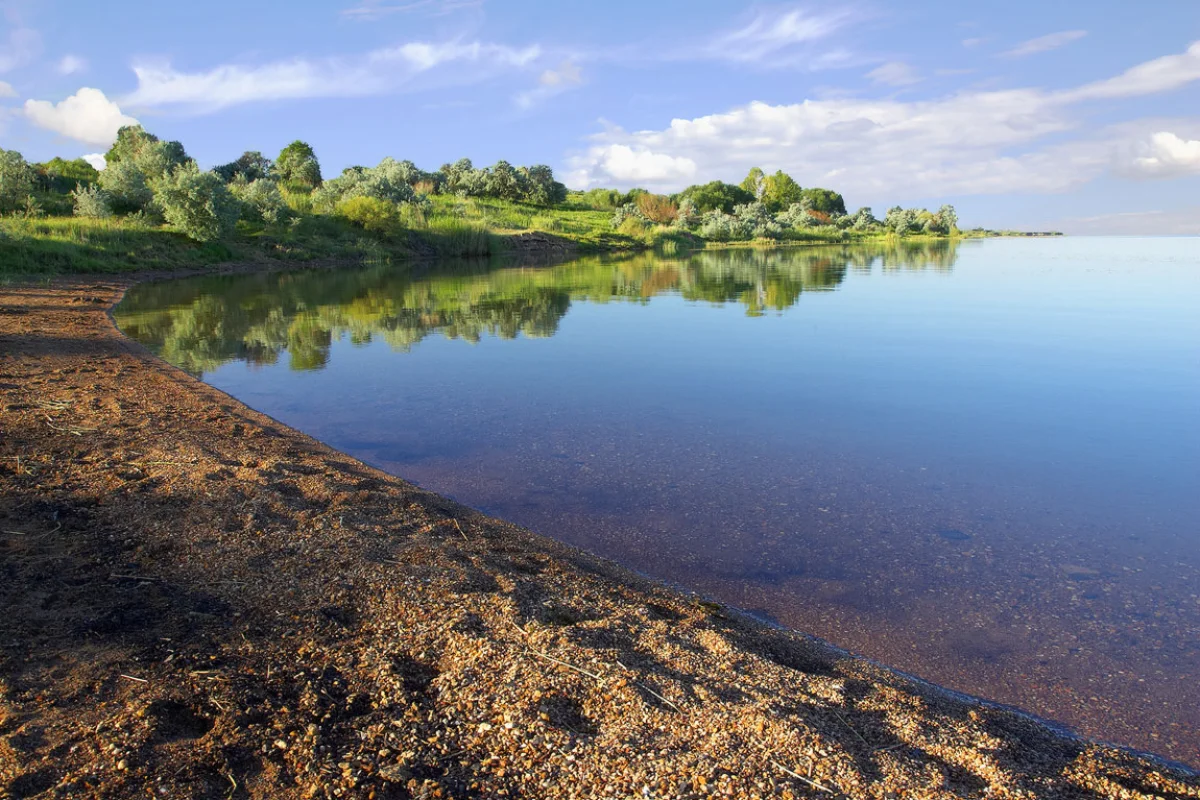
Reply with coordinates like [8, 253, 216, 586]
[2, 273, 1198, 799]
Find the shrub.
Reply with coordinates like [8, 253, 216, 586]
[611, 202, 647, 228]
[229, 177, 289, 224]
[154, 163, 240, 242]
[0, 148, 36, 213]
[616, 216, 649, 238]
[72, 185, 114, 218]
[636, 193, 678, 224]
[335, 196, 403, 235]
[578, 188, 623, 210]
[99, 159, 154, 213]
[213, 151, 273, 183]
[673, 197, 700, 229]
[313, 159, 416, 211]
[698, 210, 750, 241]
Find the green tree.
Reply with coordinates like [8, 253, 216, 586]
[677, 181, 754, 214]
[798, 187, 846, 215]
[484, 160, 526, 201]
[275, 141, 322, 189]
[105, 126, 189, 179]
[761, 170, 803, 212]
[213, 151, 273, 183]
[739, 167, 765, 199]
[34, 157, 100, 192]
[0, 148, 35, 213]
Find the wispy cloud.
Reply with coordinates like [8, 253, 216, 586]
[341, 0, 483, 20]
[1002, 30, 1087, 58]
[866, 61, 921, 87]
[515, 60, 582, 109]
[57, 54, 86, 75]
[122, 39, 542, 112]
[703, 6, 859, 66]
[1067, 41, 1200, 100]
[0, 79, 15, 98]
[0, 24, 40, 72]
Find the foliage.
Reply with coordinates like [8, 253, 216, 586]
[677, 181, 755, 214]
[762, 170, 803, 211]
[154, 163, 241, 242]
[673, 197, 700, 229]
[697, 209, 750, 242]
[34, 157, 100, 193]
[575, 188, 624, 210]
[313, 158, 417, 210]
[0, 148, 36, 213]
[99, 159, 155, 214]
[635, 193, 678, 224]
[276, 140, 322, 189]
[229, 177, 289, 224]
[72, 184, 114, 218]
[214, 151, 274, 183]
[798, 187, 846, 215]
[334, 195, 403, 235]
[733, 202, 783, 238]
[739, 167, 766, 199]
[519, 164, 568, 206]
[611, 202, 647, 228]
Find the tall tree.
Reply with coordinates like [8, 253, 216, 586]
[761, 170, 802, 211]
[739, 167, 765, 200]
[275, 141, 322, 189]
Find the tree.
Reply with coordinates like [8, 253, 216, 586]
[761, 170, 803, 212]
[35, 157, 99, 192]
[72, 185, 113, 218]
[520, 164, 567, 205]
[275, 141, 322, 189]
[484, 160, 526, 201]
[105, 126, 188, 179]
[154, 162, 240, 242]
[0, 148, 35, 213]
[938, 204, 958, 233]
[677, 181, 754, 214]
[213, 151, 273, 183]
[739, 167, 765, 200]
[99, 160, 154, 214]
[798, 187, 846, 215]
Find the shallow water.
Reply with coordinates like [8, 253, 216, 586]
[115, 238, 1200, 765]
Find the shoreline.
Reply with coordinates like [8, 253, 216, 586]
[2, 268, 1197, 798]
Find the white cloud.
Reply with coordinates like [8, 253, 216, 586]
[571, 144, 697, 186]
[961, 37, 986, 49]
[1123, 131, 1200, 178]
[0, 80, 15, 98]
[704, 7, 856, 65]
[57, 55, 87, 75]
[566, 42, 1200, 198]
[1068, 41, 1200, 100]
[0, 25, 40, 72]
[1003, 30, 1087, 58]
[866, 61, 921, 87]
[23, 87, 138, 147]
[82, 153, 107, 171]
[515, 60, 582, 109]
[123, 40, 542, 111]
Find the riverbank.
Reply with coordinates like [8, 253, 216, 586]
[2, 272, 1196, 799]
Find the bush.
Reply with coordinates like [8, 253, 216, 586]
[611, 202, 647, 228]
[313, 159, 416, 211]
[276, 141, 322, 189]
[0, 148, 35, 213]
[229, 177, 289, 224]
[636, 193, 678, 224]
[698, 210, 750, 241]
[99, 159, 155, 213]
[334, 195, 402, 235]
[616, 216, 649, 238]
[72, 185, 114, 218]
[154, 163, 240, 242]
[673, 197, 700, 229]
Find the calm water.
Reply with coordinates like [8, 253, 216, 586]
[115, 238, 1200, 765]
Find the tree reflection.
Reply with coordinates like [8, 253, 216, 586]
[114, 240, 959, 375]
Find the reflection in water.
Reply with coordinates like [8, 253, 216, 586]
[114, 238, 1200, 765]
[116, 240, 959, 375]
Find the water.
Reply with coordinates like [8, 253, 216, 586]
[115, 238, 1200, 765]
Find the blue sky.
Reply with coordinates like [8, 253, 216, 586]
[2, 0, 1198, 232]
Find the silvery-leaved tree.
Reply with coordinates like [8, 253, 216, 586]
[154, 162, 240, 242]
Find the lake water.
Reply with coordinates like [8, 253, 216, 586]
[114, 238, 1200, 766]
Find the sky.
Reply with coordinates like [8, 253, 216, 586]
[1, 0, 1198, 233]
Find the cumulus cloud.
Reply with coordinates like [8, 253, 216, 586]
[123, 40, 541, 111]
[1003, 30, 1087, 58]
[1123, 131, 1200, 178]
[515, 60, 582, 109]
[866, 61, 921, 87]
[566, 42, 1200, 197]
[82, 153, 107, 171]
[0, 80, 15, 98]
[24, 87, 138, 147]
[57, 55, 87, 75]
